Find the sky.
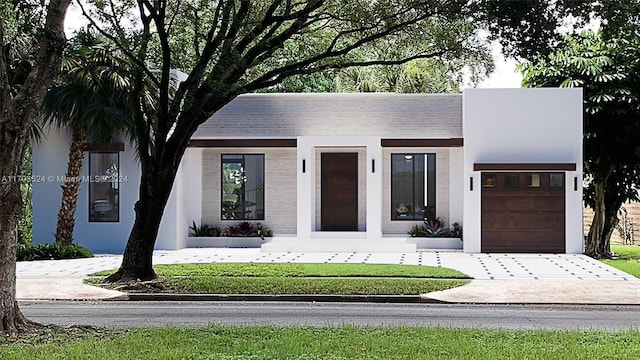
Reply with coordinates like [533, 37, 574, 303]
[478, 48, 522, 88]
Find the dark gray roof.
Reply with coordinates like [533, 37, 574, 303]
[192, 93, 462, 139]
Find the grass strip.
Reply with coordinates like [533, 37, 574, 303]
[2, 325, 640, 359]
[164, 277, 467, 295]
[602, 245, 640, 278]
[88, 263, 469, 295]
[92, 263, 469, 279]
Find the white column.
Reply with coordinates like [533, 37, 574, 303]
[448, 148, 464, 226]
[463, 170, 482, 253]
[366, 140, 383, 239]
[566, 170, 584, 254]
[296, 137, 314, 240]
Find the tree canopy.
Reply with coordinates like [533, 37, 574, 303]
[519, 29, 640, 258]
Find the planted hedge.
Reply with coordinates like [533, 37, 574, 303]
[17, 243, 93, 261]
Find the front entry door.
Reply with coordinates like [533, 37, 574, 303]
[321, 153, 358, 231]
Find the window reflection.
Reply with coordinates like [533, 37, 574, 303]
[391, 153, 436, 220]
[221, 154, 265, 220]
[89, 152, 119, 222]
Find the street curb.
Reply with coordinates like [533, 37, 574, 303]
[126, 293, 450, 303]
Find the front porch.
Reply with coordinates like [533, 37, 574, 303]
[261, 234, 463, 252]
[186, 232, 463, 253]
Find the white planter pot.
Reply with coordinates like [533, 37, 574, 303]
[407, 237, 463, 250]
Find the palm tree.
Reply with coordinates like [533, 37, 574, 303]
[41, 29, 136, 245]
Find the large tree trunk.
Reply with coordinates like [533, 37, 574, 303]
[585, 181, 606, 257]
[0, 0, 70, 336]
[0, 177, 38, 335]
[0, 21, 36, 337]
[585, 179, 619, 259]
[54, 129, 86, 244]
[0, 94, 38, 333]
[105, 158, 181, 282]
[0, 72, 39, 335]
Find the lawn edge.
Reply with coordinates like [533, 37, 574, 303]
[125, 293, 448, 303]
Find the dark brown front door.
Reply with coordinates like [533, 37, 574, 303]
[481, 172, 566, 253]
[321, 153, 358, 231]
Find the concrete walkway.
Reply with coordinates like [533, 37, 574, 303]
[16, 248, 640, 304]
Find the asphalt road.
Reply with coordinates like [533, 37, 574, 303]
[19, 301, 640, 331]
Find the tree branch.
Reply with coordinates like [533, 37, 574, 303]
[243, 49, 448, 92]
[75, 0, 160, 88]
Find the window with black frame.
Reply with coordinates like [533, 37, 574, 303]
[391, 153, 436, 220]
[89, 152, 119, 222]
[221, 154, 265, 220]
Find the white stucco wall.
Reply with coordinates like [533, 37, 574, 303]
[156, 148, 202, 250]
[462, 88, 584, 253]
[32, 127, 141, 253]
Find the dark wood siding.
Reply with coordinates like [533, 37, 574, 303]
[321, 153, 358, 231]
[481, 172, 566, 253]
[474, 163, 576, 171]
[188, 139, 297, 148]
[381, 138, 463, 147]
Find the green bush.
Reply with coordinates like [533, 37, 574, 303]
[189, 221, 222, 237]
[17, 243, 94, 261]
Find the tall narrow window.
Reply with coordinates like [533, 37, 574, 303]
[89, 152, 119, 222]
[391, 153, 436, 220]
[221, 154, 265, 220]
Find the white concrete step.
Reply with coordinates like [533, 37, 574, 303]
[310, 231, 368, 239]
[261, 237, 416, 253]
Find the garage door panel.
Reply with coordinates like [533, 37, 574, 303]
[482, 211, 565, 230]
[481, 231, 565, 253]
[482, 195, 565, 211]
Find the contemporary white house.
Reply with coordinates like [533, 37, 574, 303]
[32, 88, 584, 254]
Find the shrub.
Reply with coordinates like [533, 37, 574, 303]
[189, 221, 222, 237]
[408, 218, 462, 239]
[452, 222, 463, 240]
[223, 221, 273, 239]
[409, 225, 427, 237]
[256, 222, 272, 239]
[223, 221, 257, 237]
[17, 243, 93, 261]
[423, 217, 449, 237]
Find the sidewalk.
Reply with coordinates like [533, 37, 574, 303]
[16, 248, 640, 304]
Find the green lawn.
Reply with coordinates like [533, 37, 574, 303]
[94, 263, 470, 278]
[602, 245, 640, 278]
[1, 326, 639, 359]
[89, 263, 470, 295]
[163, 277, 465, 295]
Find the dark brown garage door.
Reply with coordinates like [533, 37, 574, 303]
[481, 172, 565, 253]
